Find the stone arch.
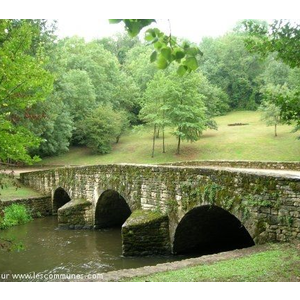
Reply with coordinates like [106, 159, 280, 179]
[94, 189, 131, 229]
[53, 187, 71, 214]
[173, 205, 254, 255]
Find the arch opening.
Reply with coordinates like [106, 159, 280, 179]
[173, 205, 254, 255]
[53, 187, 71, 214]
[95, 190, 131, 229]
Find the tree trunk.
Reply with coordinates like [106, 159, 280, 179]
[152, 124, 157, 158]
[275, 124, 277, 137]
[177, 135, 181, 155]
[156, 128, 160, 138]
[162, 126, 166, 153]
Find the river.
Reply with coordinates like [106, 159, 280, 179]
[0, 216, 184, 281]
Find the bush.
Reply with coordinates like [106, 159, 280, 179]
[0, 204, 33, 229]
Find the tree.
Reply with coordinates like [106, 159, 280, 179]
[12, 19, 58, 56]
[261, 84, 300, 133]
[114, 110, 130, 144]
[244, 20, 300, 133]
[167, 73, 208, 154]
[199, 33, 265, 110]
[194, 71, 229, 117]
[111, 71, 141, 124]
[30, 35, 142, 154]
[140, 72, 173, 156]
[124, 45, 158, 92]
[57, 37, 120, 106]
[0, 19, 53, 164]
[97, 33, 140, 64]
[15, 94, 74, 157]
[259, 100, 281, 137]
[0, 20, 54, 250]
[58, 69, 96, 123]
[261, 55, 291, 86]
[244, 20, 300, 68]
[76, 105, 129, 154]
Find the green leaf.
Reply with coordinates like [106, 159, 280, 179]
[154, 41, 163, 50]
[186, 47, 201, 56]
[128, 24, 141, 37]
[175, 49, 185, 60]
[150, 51, 157, 62]
[157, 55, 168, 69]
[177, 65, 188, 76]
[161, 47, 172, 61]
[109, 19, 122, 24]
[153, 28, 163, 38]
[140, 19, 156, 27]
[145, 33, 154, 42]
[121, 19, 156, 37]
[182, 42, 190, 50]
[124, 20, 141, 37]
[145, 29, 156, 41]
[184, 57, 198, 71]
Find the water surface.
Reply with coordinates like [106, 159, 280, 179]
[0, 217, 182, 281]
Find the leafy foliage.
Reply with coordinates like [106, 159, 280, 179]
[110, 19, 203, 75]
[244, 20, 300, 68]
[140, 72, 173, 126]
[97, 33, 140, 64]
[124, 45, 158, 92]
[244, 19, 300, 136]
[199, 34, 265, 109]
[0, 20, 54, 164]
[0, 203, 33, 229]
[140, 70, 221, 155]
[259, 100, 281, 136]
[76, 105, 129, 154]
[109, 19, 155, 37]
[167, 73, 208, 154]
[2, 18, 300, 162]
[261, 84, 300, 134]
[140, 71, 174, 155]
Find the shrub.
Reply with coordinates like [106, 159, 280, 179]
[0, 204, 33, 229]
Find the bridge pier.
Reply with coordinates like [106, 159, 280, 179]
[121, 210, 171, 256]
[58, 200, 93, 229]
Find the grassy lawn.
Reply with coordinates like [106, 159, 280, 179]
[0, 176, 43, 201]
[130, 244, 300, 282]
[40, 111, 300, 166]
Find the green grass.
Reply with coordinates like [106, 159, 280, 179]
[0, 177, 43, 201]
[40, 111, 300, 166]
[130, 244, 300, 282]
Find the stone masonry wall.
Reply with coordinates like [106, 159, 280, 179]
[19, 164, 300, 245]
[122, 210, 171, 256]
[0, 196, 52, 218]
[167, 160, 300, 171]
[58, 200, 93, 229]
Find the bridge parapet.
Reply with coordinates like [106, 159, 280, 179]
[166, 160, 300, 171]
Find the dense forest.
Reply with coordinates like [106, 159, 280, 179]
[1, 19, 300, 163]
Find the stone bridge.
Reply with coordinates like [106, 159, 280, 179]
[20, 163, 300, 256]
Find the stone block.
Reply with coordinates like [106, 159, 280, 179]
[122, 210, 171, 256]
[268, 215, 279, 225]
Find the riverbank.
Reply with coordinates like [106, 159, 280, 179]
[86, 243, 300, 282]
